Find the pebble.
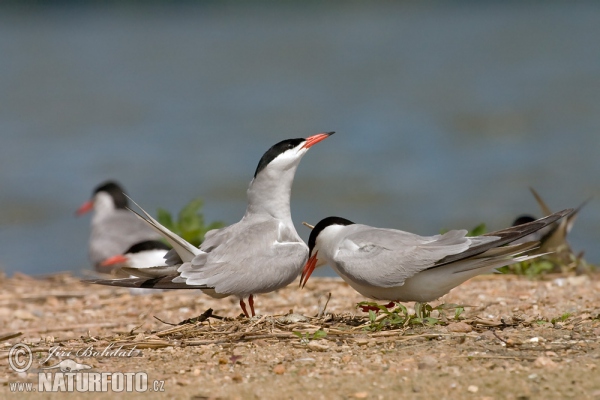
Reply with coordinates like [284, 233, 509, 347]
[307, 340, 330, 352]
[14, 310, 37, 320]
[418, 355, 438, 370]
[277, 313, 309, 323]
[534, 356, 558, 369]
[447, 322, 472, 333]
[273, 364, 286, 375]
[467, 385, 479, 393]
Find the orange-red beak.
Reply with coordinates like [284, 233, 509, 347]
[301, 131, 335, 149]
[299, 251, 318, 289]
[75, 200, 93, 216]
[100, 254, 128, 267]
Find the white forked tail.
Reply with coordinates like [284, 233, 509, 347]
[124, 194, 202, 263]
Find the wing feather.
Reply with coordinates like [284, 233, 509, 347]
[332, 226, 488, 288]
[124, 195, 201, 262]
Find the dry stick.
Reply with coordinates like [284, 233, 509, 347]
[317, 293, 332, 318]
[154, 308, 217, 327]
[453, 355, 539, 361]
[154, 316, 178, 327]
[302, 222, 315, 230]
[18, 322, 123, 334]
[0, 332, 22, 341]
[245, 315, 268, 332]
[492, 330, 509, 344]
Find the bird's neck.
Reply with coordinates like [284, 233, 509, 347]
[245, 166, 298, 221]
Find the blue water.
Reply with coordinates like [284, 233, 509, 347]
[1, 3, 599, 276]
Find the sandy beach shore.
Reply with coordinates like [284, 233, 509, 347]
[1, 272, 599, 399]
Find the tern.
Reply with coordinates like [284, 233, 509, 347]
[512, 188, 589, 253]
[85, 132, 335, 317]
[299, 209, 571, 303]
[100, 240, 172, 294]
[512, 188, 590, 272]
[77, 181, 162, 271]
[100, 240, 172, 278]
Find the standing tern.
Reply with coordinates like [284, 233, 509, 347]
[300, 209, 572, 303]
[77, 181, 162, 271]
[85, 132, 335, 317]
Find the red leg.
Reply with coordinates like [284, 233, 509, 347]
[248, 294, 255, 317]
[239, 299, 250, 318]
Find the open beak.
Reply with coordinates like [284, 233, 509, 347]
[100, 254, 128, 267]
[301, 131, 335, 149]
[299, 252, 318, 289]
[75, 200, 93, 216]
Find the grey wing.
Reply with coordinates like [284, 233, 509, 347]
[177, 219, 308, 296]
[333, 226, 493, 288]
[89, 211, 161, 266]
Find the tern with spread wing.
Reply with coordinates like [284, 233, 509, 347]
[300, 209, 571, 303]
[77, 181, 162, 271]
[86, 132, 334, 317]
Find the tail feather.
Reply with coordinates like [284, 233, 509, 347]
[451, 242, 542, 274]
[83, 276, 212, 290]
[434, 208, 572, 267]
[120, 265, 179, 279]
[124, 194, 201, 263]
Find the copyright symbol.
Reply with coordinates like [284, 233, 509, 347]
[9, 344, 33, 373]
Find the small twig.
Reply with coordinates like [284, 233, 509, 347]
[317, 293, 332, 318]
[454, 355, 539, 361]
[129, 323, 145, 335]
[0, 332, 22, 342]
[154, 308, 218, 327]
[154, 315, 177, 326]
[302, 222, 314, 229]
[178, 308, 214, 325]
[492, 330, 508, 344]
[245, 315, 268, 332]
[395, 333, 452, 342]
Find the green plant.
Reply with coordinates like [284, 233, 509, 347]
[467, 223, 486, 237]
[357, 301, 467, 331]
[156, 198, 225, 247]
[293, 329, 327, 344]
[498, 259, 554, 277]
[550, 312, 572, 324]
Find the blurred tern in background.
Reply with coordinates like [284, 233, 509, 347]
[100, 240, 172, 278]
[77, 181, 162, 272]
[512, 188, 590, 271]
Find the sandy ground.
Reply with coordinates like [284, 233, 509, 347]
[0, 272, 599, 399]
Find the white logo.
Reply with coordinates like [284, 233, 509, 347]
[8, 343, 165, 393]
[8, 344, 33, 373]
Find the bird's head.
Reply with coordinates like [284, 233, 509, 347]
[300, 216, 354, 289]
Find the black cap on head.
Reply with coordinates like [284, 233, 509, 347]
[254, 138, 305, 178]
[308, 216, 355, 255]
[512, 215, 536, 227]
[93, 181, 128, 209]
[125, 240, 171, 254]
